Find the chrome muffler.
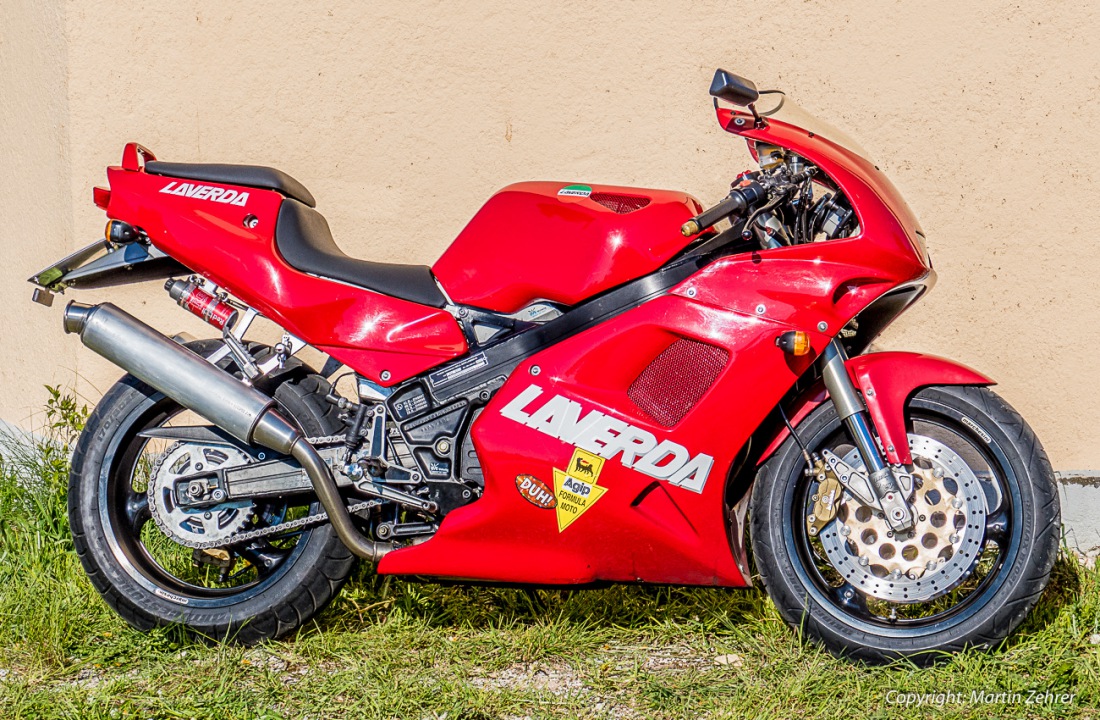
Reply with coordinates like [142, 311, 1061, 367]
[63, 301, 388, 560]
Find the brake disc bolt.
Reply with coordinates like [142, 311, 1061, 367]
[926, 560, 938, 571]
[933, 468, 944, 479]
[952, 498, 964, 509]
[843, 588, 855, 600]
[840, 525, 851, 536]
[858, 556, 870, 567]
[950, 534, 960, 544]
[204, 511, 212, 519]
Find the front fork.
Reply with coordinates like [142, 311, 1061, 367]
[820, 340, 915, 532]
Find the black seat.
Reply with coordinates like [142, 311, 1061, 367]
[275, 199, 447, 308]
[146, 161, 318, 208]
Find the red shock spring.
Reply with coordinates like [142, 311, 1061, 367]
[164, 279, 239, 330]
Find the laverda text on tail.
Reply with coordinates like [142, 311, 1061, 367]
[31, 69, 1059, 663]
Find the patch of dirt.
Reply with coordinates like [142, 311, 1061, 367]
[241, 648, 289, 672]
[469, 661, 586, 697]
[71, 668, 106, 690]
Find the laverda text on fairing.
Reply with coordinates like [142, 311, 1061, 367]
[31, 70, 1059, 663]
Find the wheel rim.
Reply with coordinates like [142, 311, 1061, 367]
[98, 393, 314, 608]
[783, 395, 1022, 634]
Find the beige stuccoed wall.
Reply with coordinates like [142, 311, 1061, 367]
[3, 1, 1099, 469]
[0, 0, 75, 428]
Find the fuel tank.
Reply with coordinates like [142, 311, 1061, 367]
[432, 182, 704, 313]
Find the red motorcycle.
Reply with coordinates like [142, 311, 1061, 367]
[31, 69, 1059, 663]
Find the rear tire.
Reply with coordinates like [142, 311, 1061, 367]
[751, 385, 1060, 664]
[69, 341, 355, 644]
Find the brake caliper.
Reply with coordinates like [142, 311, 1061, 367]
[806, 458, 843, 537]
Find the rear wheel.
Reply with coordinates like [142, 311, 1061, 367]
[751, 385, 1060, 664]
[69, 342, 355, 644]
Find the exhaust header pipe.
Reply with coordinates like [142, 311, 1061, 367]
[63, 301, 389, 560]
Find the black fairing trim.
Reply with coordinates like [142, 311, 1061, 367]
[146, 161, 317, 208]
[275, 199, 447, 309]
[846, 281, 929, 356]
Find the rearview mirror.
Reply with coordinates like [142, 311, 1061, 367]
[709, 69, 759, 107]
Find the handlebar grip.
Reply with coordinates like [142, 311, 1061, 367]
[681, 192, 747, 237]
[681, 182, 765, 236]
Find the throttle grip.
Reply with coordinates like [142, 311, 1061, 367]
[680, 182, 764, 236]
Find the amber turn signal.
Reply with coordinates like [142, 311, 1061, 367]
[105, 219, 139, 245]
[776, 330, 811, 356]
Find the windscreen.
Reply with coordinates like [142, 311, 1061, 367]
[755, 91, 875, 162]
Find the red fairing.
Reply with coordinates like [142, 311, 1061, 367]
[846, 352, 994, 465]
[378, 294, 829, 585]
[433, 182, 704, 313]
[102, 164, 467, 385]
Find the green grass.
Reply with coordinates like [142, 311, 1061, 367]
[0, 390, 1097, 719]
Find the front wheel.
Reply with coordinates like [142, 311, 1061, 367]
[751, 385, 1060, 664]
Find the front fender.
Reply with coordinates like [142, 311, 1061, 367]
[757, 352, 993, 467]
[846, 352, 993, 465]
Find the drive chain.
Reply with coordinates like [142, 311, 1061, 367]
[148, 434, 380, 550]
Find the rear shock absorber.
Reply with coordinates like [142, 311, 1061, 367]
[165, 279, 239, 330]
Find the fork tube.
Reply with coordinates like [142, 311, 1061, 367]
[820, 340, 886, 475]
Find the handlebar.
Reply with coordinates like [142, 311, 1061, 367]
[680, 181, 767, 237]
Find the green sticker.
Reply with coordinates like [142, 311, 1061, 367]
[36, 267, 64, 288]
[557, 184, 592, 198]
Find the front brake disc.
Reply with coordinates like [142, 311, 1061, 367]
[815, 434, 987, 603]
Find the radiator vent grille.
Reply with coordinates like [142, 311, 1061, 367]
[627, 338, 729, 427]
[590, 192, 651, 214]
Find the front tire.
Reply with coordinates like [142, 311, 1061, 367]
[69, 342, 355, 644]
[751, 385, 1060, 664]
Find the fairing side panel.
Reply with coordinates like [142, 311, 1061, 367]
[378, 293, 830, 586]
[103, 166, 467, 384]
[433, 182, 703, 313]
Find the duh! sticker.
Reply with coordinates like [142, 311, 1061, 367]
[552, 448, 608, 532]
[516, 475, 557, 509]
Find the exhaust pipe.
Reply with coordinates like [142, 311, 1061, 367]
[63, 301, 389, 561]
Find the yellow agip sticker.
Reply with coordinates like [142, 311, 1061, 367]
[551, 448, 608, 532]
